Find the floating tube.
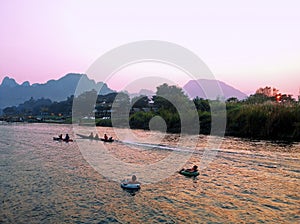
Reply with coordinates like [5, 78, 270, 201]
[120, 182, 141, 189]
[179, 170, 199, 177]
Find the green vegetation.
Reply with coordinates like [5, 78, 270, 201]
[1, 84, 299, 142]
[226, 102, 300, 141]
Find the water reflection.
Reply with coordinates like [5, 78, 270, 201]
[0, 123, 299, 223]
[122, 188, 140, 196]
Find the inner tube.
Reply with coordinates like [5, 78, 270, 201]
[120, 182, 141, 189]
[179, 170, 199, 177]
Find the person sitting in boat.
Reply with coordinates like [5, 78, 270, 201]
[128, 175, 140, 184]
[58, 134, 63, 140]
[64, 134, 70, 141]
[109, 136, 113, 141]
[104, 133, 108, 141]
[89, 132, 94, 138]
[94, 133, 99, 139]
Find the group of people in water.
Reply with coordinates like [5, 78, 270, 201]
[125, 165, 197, 184]
[55, 131, 197, 194]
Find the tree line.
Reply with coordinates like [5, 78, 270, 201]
[2, 84, 299, 141]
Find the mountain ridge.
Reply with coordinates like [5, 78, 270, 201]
[0, 73, 115, 109]
[0, 75, 248, 109]
[183, 79, 248, 100]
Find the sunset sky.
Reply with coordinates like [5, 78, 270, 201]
[0, 0, 299, 97]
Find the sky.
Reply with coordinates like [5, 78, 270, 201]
[0, 0, 299, 97]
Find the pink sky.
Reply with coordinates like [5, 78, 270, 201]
[1, 0, 299, 97]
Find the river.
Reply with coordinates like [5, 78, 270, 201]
[0, 123, 299, 223]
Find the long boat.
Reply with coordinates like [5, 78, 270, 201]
[76, 133, 114, 142]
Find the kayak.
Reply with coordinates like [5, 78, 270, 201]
[179, 169, 199, 177]
[76, 134, 114, 142]
[53, 137, 73, 142]
[120, 182, 141, 190]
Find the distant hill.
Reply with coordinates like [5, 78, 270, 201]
[0, 73, 115, 109]
[183, 79, 248, 100]
[129, 89, 155, 99]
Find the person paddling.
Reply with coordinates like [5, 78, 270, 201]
[104, 133, 108, 141]
[64, 134, 70, 141]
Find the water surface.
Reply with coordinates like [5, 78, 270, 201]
[0, 123, 299, 223]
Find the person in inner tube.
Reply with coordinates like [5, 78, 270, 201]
[127, 175, 140, 184]
[182, 165, 198, 172]
[187, 165, 198, 172]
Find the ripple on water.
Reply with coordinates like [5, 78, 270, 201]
[0, 123, 299, 223]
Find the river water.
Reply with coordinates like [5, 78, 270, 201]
[0, 123, 299, 223]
